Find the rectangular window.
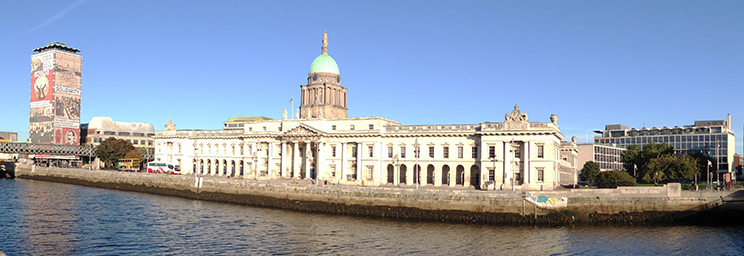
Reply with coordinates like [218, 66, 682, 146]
[350, 125, 355, 130]
[352, 145, 357, 158]
[332, 125, 336, 130]
[489, 146, 495, 159]
[472, 147, 478, 159]
[537, 168, 544, 182]
[489, 169, 495, 181]
[429, 146, 434, 158]
[332, 146, 337, 157]
[388, 146, 393, 158]
[537, 145, 544, 158]
[119, 132, 131, 136]
[133, 132, 145, 137]
[401, 146, 406, 158]
[458, 146, 464, 159]
[148, 140, 153, 146]
[514, 145, 521, 159]
[369, 124, 374, 130]
[369, 145, 374, 157]
[133, 140, 139, 145]
[104, 131, 115, 135]
[443, 146, 449, 158]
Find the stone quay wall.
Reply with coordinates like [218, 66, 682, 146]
[13, 165, 741, 225]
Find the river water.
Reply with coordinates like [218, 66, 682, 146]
[1, 179, 743, 255]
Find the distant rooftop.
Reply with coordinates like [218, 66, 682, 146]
[226, 116, 273, 122]
[33, 41, 80, 53]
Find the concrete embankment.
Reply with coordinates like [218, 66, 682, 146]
[13, 165, 744, 226]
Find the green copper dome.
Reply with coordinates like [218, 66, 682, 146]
[309, 53, 339, 74]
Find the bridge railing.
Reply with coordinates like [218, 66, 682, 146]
[0, 142, 96, 157]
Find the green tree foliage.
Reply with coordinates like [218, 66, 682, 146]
[621, 144, 640, 175]
[642, 154, 699, 183]
[579, 161, 600, 183]
[96, 137, 135, 168]
[620, 142, 674, 181]
[595, 170, 636, 188]
[124, 150, 143, 161]
[689, 151, 715, 179]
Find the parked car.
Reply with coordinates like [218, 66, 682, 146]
[578, 182, 590, 188]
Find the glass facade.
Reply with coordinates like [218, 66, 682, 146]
[595, 122, 733, 171]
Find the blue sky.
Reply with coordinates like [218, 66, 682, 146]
[1, 1, 743, 152]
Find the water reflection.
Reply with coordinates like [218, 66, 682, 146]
[1, 179, 743, 255]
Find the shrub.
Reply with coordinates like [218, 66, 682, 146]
[596, 170, 636, 188]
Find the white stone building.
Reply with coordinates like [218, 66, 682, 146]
[154, 31, 577, 190]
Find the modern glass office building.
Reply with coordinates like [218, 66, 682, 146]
[594, 115, 735, 174]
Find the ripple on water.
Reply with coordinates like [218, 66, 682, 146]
[1, 179, 744, 255]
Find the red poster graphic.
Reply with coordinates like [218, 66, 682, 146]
[30, 70, 54, 102]
[53, 128, 80, 145]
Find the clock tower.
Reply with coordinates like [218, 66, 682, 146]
[299, 30, 348, 119]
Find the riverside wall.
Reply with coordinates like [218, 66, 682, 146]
[12, 165, 743, 226]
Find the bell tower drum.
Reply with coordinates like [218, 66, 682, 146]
[299, 30, 348, 119]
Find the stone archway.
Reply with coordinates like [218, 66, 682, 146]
[200, 160, 204, 175]
[207, 160, 212, 175]
[387, 164, 395, 184]
[442, 165, 450, 186]
[456, 165, 465, 186]
[222, 160, 227, 176]
[239, 160, 244, 176]
[427, 164, 435, 185]
[231, 160, 236, 177]
[470, 165, 480, 189]
[400, 165, 407, 185]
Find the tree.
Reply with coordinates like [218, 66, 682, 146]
[579, 161, 600, 183]
[124, 150, 143, 161]
[643, 154, 698, 183]
[595, 170, 636, 188]
[620, 142, 675, 182]
[96, 137, 135, 168]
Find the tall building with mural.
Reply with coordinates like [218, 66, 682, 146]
[29, 42, 82, 145]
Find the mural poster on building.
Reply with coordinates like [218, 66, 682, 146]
[54, 94, 81, 120]
[29, 70, 54, 124]
[30, 122, 53, 144]
[55, 70, 81, 88]
[54, 128, 79, 145]
[54, 52, 81, 72]
[30, 70, 53, 103]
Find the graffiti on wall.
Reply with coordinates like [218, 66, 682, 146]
[525, 192, 567, 209]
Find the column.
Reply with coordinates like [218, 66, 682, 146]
[317, 142, 324, 180]
[303, 142, 309, 179]
[267, 143, 274, 176]
[341, 142, 347, 180]
[434, 165, 442, 186]
[293, 142, 299, 178]
[524, 141, 530, 185]
[374, 140, 382, 186]
[503, 141, 511, 184]
[356, 142, 363, 181]
[280, 142, 287, 177]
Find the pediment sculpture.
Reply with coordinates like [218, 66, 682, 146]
[504, 103, 529, 130]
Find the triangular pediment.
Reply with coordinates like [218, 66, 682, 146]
[282, 123, 325, 137]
